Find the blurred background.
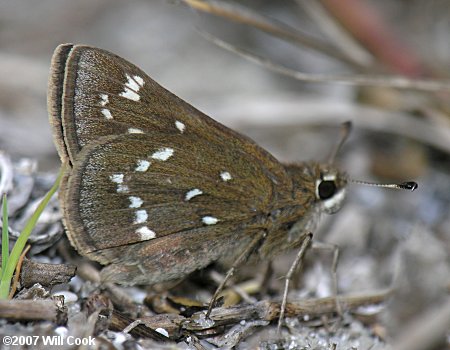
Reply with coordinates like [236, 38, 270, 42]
[0, 1, 449, 349]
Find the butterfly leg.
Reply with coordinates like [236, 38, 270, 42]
[206, 230, 267, 318]
[277, 232, 313, 333]
[311, 241, 342, 316]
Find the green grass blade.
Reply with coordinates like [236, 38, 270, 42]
[0, 165, 65, 299]
[1, 194, 9, 279]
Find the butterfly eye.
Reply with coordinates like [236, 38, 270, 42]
[318, 180, 337, 200]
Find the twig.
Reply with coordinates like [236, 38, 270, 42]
[182, 0, 368, 70]
[184, 290, 391, 331]
[319, 0, 426, 76]
[97, 290, 391, 340]
[201, 31, 450, 92]
[298, 0, 373, 67]
[0, 299, 66, 324]
[111, 310, 180, 341]
[209, 269, 259, 305]
[20, 257, 76, 288]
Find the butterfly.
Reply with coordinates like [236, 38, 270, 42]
[48, 44, 416, 310]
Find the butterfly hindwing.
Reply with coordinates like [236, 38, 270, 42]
[98, 223, 256, 285]
[63, 131, 277, 272]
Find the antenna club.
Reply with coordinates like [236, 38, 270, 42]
[399, 182, 418, 191]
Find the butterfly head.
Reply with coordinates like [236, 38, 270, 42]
[284, 122, 350, 215]
[284, 161, 348, 215]
[313, 163, 348, 214]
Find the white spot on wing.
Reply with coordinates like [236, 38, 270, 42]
[120, 88, 140, 101]
[202, 216, 218, 225]
[134, 209, 148, 224]
[151, 147, 174, 161]
[136, 160, 150, 172]
[100, 94, 109, 106]
[128, 128, 144, 134]
[220, 171, 232, 182]
[175, 121, 185, 133]
[117, 184, 129, 193]
[185, 189, 203, 201]
[101, 108, 113, 119]
[136, 226, 156, 240]
[120, 74, 144, 101]
[129, 196, 143, 208]
[110, 174, 128, 193]
[110, 174, 124, 184]
[133, 75, 144, 87]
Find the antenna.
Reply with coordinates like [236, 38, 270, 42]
[328, 121, 418, 192]
[349, 179, 418, 191]
[328, 121, 352, 164]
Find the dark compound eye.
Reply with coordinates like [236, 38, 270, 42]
[318, 180, 337, 200]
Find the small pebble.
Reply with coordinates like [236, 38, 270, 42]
[52, 291, 78, 303]
[155, 328, 169, 337]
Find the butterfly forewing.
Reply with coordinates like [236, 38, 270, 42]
[48, 45, 290, 188]
[49, 44, 155, 163]
[49, 44, 297, 283]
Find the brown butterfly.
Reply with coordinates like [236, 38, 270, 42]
[48, 44, 416, 321]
